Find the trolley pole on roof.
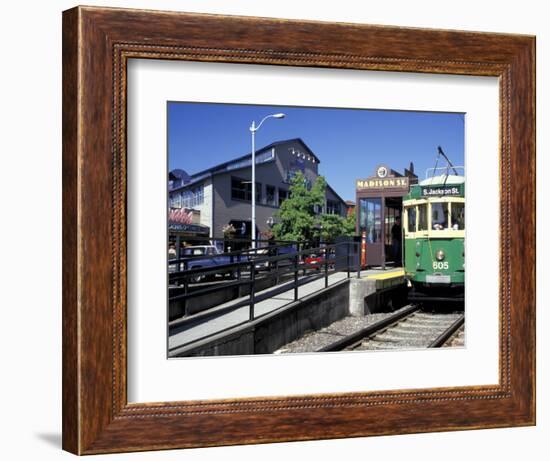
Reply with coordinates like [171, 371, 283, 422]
[437, 146, 459, 176]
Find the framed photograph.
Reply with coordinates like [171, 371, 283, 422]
[62, 6, 535, 454]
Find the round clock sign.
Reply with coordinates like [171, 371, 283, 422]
[376, 165, 388, 178]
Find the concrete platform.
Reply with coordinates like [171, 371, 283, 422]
[364, 267, 405, 289]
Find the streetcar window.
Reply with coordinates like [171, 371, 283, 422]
[418, 204, 428, 231]
[407, 206, 417, 233]
[431, 202, 449, 230]
[451, 202, 465, 230]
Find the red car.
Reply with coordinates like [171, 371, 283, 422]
[303, 253, 335, 270]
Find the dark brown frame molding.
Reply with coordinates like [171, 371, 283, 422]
[62, 5, 536, 454]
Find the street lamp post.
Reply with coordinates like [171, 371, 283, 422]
[249, 113, 285, 249]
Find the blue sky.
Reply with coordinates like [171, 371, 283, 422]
[168, 102, 464, 201]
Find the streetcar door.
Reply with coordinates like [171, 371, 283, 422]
[384, 197, 402, 266]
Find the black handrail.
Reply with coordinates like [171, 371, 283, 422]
[169, 243, 347, 279]
[169, 240, 361, 319]
[169, 235, 297, 245]
[169, 242, 357, 283]
[168, 240, 301, 266]
[169, 253, 349, 287]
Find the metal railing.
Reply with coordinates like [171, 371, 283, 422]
[168, 240, 361, 322]
[168, 236, 298, 262]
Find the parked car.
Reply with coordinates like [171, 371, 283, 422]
[239, 246, 294, 272]
[181, 245, 246, 283]
[250, 248, 270, 271]
[303, 251, 336, 270]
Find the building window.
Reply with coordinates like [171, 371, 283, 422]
[194, 186, 204, 205]
[224, 148, 275, 172]
[231, 177, 261, 202]
[266, 185, 276, 206]
[326, 200, 340, 215]
[170, 193, 182, 209]
[177, 185, 204, 208]
[256, 148, 275, 164]
[279, 188, 288, 206]
[231, 177, 248, 200]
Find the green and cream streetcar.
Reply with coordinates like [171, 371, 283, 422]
[403, 161, 465, 302]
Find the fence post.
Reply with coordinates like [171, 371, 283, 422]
[324, 247, 329, 288]
[275, 247, 279, 286]
[357, 242, 361, 278]
[294, 254, 299, 301]
[347, 242, 350, 279]
[183, 260, 189, 316]
[237, 262, 242, 297]
[249, 262, 256, 321]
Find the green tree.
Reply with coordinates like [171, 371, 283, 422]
[272, 172, 326, 242]
[317, 213, 345, 243]
[342, 208, 357, 236]
[316, 209, 356, 243]
[272, 172, 357, 243]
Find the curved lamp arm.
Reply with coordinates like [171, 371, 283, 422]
[250, 113, 285, 132]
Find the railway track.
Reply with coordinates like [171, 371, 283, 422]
[440, 325, 465, 348]
[318, 304, 464, 352]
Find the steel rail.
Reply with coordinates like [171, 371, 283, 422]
[428, 314, 465, 348]
[317, 304, 420, 352]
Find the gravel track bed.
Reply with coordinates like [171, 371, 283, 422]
[273, 306, 413, 354]
[274, 307, 464, 353]
[352, 311, 462, 350]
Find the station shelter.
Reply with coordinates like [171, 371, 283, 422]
[356, 164, 417, 268]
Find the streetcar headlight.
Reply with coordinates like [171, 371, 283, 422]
[436, 249, 445, 261]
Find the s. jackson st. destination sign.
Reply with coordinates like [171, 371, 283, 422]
[420, 184, 464, 197]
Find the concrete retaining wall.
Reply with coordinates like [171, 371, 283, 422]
[348, 278, 377, 315]
[177, 280, 350, 357]
[349, 277, 407, 315]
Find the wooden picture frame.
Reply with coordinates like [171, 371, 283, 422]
[62, 5, 535, 454]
